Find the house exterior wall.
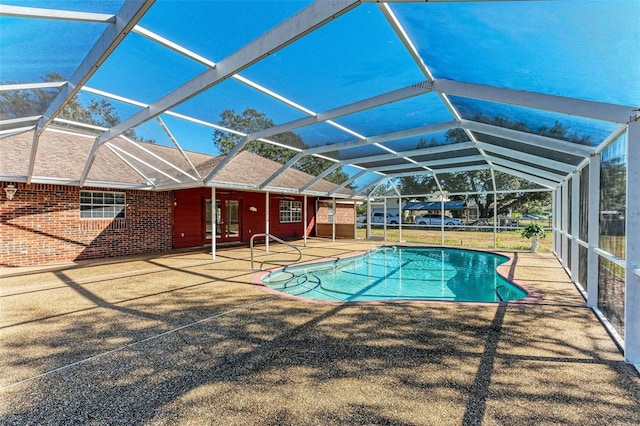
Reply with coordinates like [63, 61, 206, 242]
[172, 188, 317, 249]
[315, 200, 356, 238]
[0, 182, 173, 267]
[173, 188, 209, 248]
[0, 183, 345, 267]
[267, 195, 316, 240]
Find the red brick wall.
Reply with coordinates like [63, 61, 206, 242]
[0, 182, 172, 267]
[316, 201, 355, 224]
[315, 200, 355, 238]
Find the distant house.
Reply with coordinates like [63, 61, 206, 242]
[0, 128, 356, 267]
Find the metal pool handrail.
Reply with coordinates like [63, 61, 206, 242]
[250, 233, 302, 270]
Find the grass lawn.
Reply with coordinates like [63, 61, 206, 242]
[356, 227, 553, 252]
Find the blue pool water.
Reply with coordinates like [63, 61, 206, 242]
[262, 246, 527, 302]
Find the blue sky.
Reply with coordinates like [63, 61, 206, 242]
[1, 0, 638, 175]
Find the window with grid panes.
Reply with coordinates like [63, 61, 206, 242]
[280, 200, 302, 223]
[80, 191, 125, 219]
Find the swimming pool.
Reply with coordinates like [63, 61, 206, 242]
[261, 246, 527, 303]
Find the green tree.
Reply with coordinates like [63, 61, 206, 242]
[212, 108, 350, 185]
[440, 169, 549, 218]
[397, 115, 560, 217]
[0, 72, 153, 143]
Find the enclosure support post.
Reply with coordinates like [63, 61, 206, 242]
[366, 198, 371, 239]
[383, 199, 387, 242]
[561, 179, 569, 270]
[265, 192, 270, 253]
[493, 192, 497, 249]
[625, 119, 640, 367]
[332, 197, 336, 243]
[570, 171, 580, 282]
[304, 194, 308, 247]
[441, 196, 445, 246]
[211, 186, 216, 261]
[552, 190, 557, 256]
[353, 199, 357, 241]
[587, 154, 600, 308]
[398, 195, 403, 243]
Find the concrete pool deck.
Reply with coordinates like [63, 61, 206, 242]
[1, 239, 639, 425]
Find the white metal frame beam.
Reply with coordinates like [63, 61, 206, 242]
[155, 116, 203, 180]
[328, 170, 368, 196]
[625, 120, 640, 366]
[378, 1, 499, 183]
[348, 141, 477, 167]
[460, 119, 595, 157]
[474, 141, 576, 174]
[119, 136, 199, 181]
[82, 0, 360, 185]
[106, 142, 181, 184]
[258, 120, 457, 189]
[298, 162, 344, 192]
[434, 79, 635, 124]
[490, 165, 558, 191]
[242, 81, 434, 148]
[367, 155, 485, 173]
[308, 121, 458, 156]
[105, 144, 155, 187]
[0, 116, 41, 130]
[206, 80, 434, 183]
[561, 179, 570, 269]
[484, 155, 565, 182]
[586, 155, 600, 308]
[133, 24, 368, 143]
[387, 164, 489, 180]
[354, 176, 388, 197]
[26, 0, 156, 185]
[0, 4, 116, 23]
[0, 81, 67, 92]
[570, 170, 580, 283]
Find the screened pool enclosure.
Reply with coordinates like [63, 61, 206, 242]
[0, 1, 638, 367]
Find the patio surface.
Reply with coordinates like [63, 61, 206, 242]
[1, 239, 639, 425]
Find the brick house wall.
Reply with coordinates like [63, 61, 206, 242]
[1, 182, 172, 267]
[315, 200, 356, 238]
[316, 200, 355, 224]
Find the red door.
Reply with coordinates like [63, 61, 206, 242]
[213, 199, 241, 243]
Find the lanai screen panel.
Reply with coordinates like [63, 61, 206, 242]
[451, 97, 620, 146]
[599, 133, 627, 260]
[329, 93, 454, 140]
[392, 1, 640, 105]
[0, 1, 117, 84]
[172, 78, 309, 133]
[240, 3, 425, 113]
[0, 1, 638, 195]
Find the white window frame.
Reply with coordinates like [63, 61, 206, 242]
[80, 190, 126, 220]
[280, 200, 302, 223]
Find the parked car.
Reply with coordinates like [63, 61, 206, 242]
[416, 214, 461, 226]
[370, 212, 401, 225]
[521, 214, 541, 220]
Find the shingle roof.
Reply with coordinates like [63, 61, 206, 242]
[209, 151, 351, 196]
[0, 128, 353, 196]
